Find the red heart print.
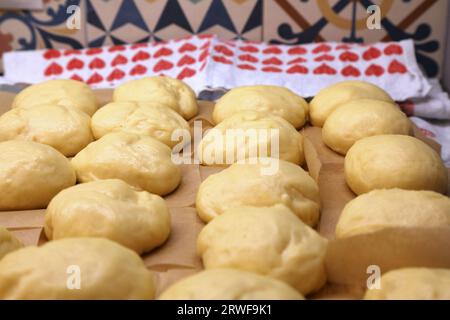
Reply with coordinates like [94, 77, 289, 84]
[86, 48, 103, 55]
[262, 47, 282, 54]
[177, 55, 196, 67]
[238, 54, 258, 63]
[200, 41, 211, 50]
[339, 51, 358, 62]
[313, 44, 332, 54]
[43, 49, 61, 60]
[384, 44, 403, 55]
[336, 44, 351, 50]
[131, 43, 148, 49]
[212, 56, 232, 64]
[63, 49, 81, 56]
[132, 50, 151, 62]
[313, 63, 336, 75]
[341, 65, 361, 77]
[363, 47, 381, 61]
[87, 73, 103, 84]
[179, 43, 197, 53]
[262, 57, 282, 65]
[287, 65, 308, 74]
[111, 54, 128, 66]
[198, 34, 212, 39]
[44, 62, 63, 76]
[109, 45, 126, 52]
[237, 64, 256, 71]
[388, 60, 407, 74]
[240, 45, 259, 53]
[107, 69, 125, 82]
[67, 58, 84, 70]
[153, 59, 174, 72]
[70, 74, 83, 82]
[177, 67, 196, 80]
[130, 64, 147, 76]
[261, 66, 282, 73]
[154, 47, 173, 58]
[314, 54, 334, 62]
[214, 45, 234, 57]
[288, 46, 307, 55]
[365, 64, 384, 76]
[89, 57, 105, 69]
[288, 57, 307, 64]
[199, 49, 209, 62]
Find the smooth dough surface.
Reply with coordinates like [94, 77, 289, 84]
[322, 99, 412, 155]
[0, 227, 23, 260]
[0, 238, 156, 299]
[197, 205, 328, 295]
[45, 179, 171, 254]
[213, 85, 309, 128]
[12, 79, 99, 116]
[72, 132, 181, 196]
[196, 159, 320, 226]
[159, 269, 304, 300]
[364, 268, 450, 300]
[345, 135, 448, 195]
[91, 101, 190, 148]
[113, 76, 198, 120]
[198, 111, 304, 166]
[0, 103, 93, 156]
[310, 81, 394, 127]
[0, 140, 76, 210]
[336, 189, 450, 238]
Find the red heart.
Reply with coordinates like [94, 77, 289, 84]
[86, 48, 103, 55]
[67, 58, 84, 70]
[313, 63, 336, 75]
[341, 65, 361, 77]
[132, 50, 151, 62]
[111, 54, 128, 66]
[199, 49, 209, 62]
[238, 54, 258, 63]
[262, 47, 282, 54]
[363, 47, 381, 61]
[312, 44, 332, 54]
[214, 45, 234, 57]
[336, 44, 351, 50]
[177, 67, 196, 80]
[43, 49, 61, 60]
[107, 69, 125, 82]
[287, 46, 307, 55]
[154, 47, 173, 58]
[365, 64, 384, 76]
[63, 49, 81, 56]
[212, 56, 232, 64]
[200, 41, 211, 50]
[177, 55, 196, 67]
[388, 60, 407, 74]
[89, 57, 105, 69]
[44, 62, 63, 76]
[339, 51, 359, 62]
[314, 54, 334, 62]
[384, 44, 403, 55]
[131, 43, 148, 49]
[237, 64, 256, 71]
[288, 57, 307, 64]
[109, 45, 126, 52]
[240, 45, 259, 53]
[70, 74, 83, 82]
[262, 57, 282, 65]
[87, 73, 103, 84]
[179, 43, 197, 53]
[130, 64, 147, 76]
[153, 59, 174, 72]
[261, 66, 282, 73]
[287, 65, 308, 74]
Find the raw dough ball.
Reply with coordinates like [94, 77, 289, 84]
[45, 179, 171, 254]
[0, 141, 76, 210]
[213, 85, 309, 128]
[0, 227, 23, 260]
[198, 111, 304, 166]
[91, 101, 190, 148]
[72, 132, 181, 196]
[197, 205, 328, 295]
[336, 189, 450, 238]
[345, 135, 448, 195]
[159, 269, 304, 300]
[113, 76, 198, 120]
[364, 268, 450, 300]
[0, 103, 93, 156]
[310, 81, 393, 127]
[196, 158, 320, 226]
[12, 79, 99, 116]
[0, 238, 156, 299]
[322, 99, 412, 155]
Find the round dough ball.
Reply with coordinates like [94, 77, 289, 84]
[12, 79, 99, 116]
[364, 268, 450, 300]
[0, 238, 156, 299]
[196, 159, 320, 226]
[345, 135, 448, 195]
[45, 179, 171, 254]
[197, 205, 328, 295]
[91, 101, 190, 148]
[322, 99, 413, 155]
[0, 226, 23, 260]
[336, 189, 450, 238]
[71, 132, 181, 196]
[0, 103, 93, 156]
[213, 85, 309, 129]
[198, 111, 304, 166]
[159, 269, 304, 300]
[310, 81, 394, 127]
[0, 141, 76, 210]
[113, 76, 198, 120]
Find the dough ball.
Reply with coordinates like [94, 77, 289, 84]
[159, 269, 304, 300]
[113, 76, 198, 120]
[322, 99, 412, 155]
[0, 103, 93, 156]
[336, 189, 450, 238]
[198, 111, 304, 166]
[72, 132, 181, 196]
[45, 179, 171, 254]
[345, 135, 448, 195]
[0, 238, 156, 299]
[0, 227, 23, 260]
[12, 79, 99, 116]
[213, 85, 308, 129]
[196, 158, 320, 226]
[364, 268, 450, 300]
[0, 141, 76, 210]
[310, 81, 393, 127]
[91, 101, 189, 148]
[197, 205, 328, 295]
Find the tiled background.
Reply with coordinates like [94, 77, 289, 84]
[0, 0, 448, 78]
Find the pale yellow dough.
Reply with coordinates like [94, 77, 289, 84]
[72, 132, 181, 196]
[345, 135, 448, 195]
[198, 111, 304, 166]
[91, 101, 190, 148]
[0, 226, 23, 260]
[310, 81, 394, 127]
[0, 140, 76, 210]
[113, 76, 198, 120]
[0, 103, 93, 156]
[159, 269, 304, 300]
[196, 159, 320, 226]
[322, 99, 412, 155]
[45, 179, 171, 254]
[213, 85, 309, 128]
[364, 268, 450, 300]
[197, 205, 328, 295]
[336, 189, 450, 238]
[12, 79, 99, 116]
[0, 238, 156, 299]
